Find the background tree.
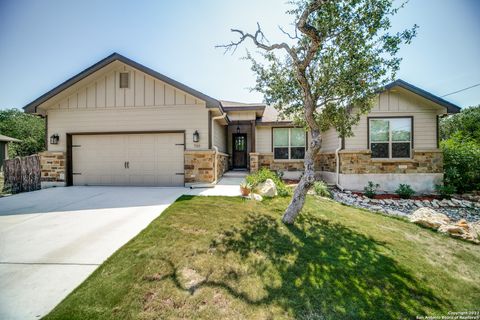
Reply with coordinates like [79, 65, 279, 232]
[219, 0, 417, 223]
[0, 108, 45, 157]
[439, 105, 480, 193]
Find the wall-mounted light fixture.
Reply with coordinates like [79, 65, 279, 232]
[236, 126, 240, 134]
[50, 133, 60, 145]
[193, 130, 200, 143]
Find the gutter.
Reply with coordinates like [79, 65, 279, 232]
[335, 138, 344, 191]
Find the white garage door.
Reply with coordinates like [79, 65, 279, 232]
[72, 133, 184, 186]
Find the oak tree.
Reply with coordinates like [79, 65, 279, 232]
[219, 0, 416, 223]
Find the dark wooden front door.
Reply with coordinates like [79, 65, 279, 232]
[232, 133, 247, 169]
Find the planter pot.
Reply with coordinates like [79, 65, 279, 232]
[240, 187, 251, 197]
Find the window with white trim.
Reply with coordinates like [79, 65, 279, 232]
[273, 128, 306, 160]
[369, 118, 412, 158]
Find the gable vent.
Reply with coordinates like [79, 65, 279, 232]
[119, 72, 129, 88]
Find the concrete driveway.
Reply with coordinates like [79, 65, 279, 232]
[0, 186, 185, 320]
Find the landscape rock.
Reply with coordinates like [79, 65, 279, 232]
[250, 193, 263, 201]
[409, 208, 450, 230]
[256, 179, 277, 197]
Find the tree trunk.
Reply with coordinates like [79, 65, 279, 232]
[282, 130, 321, 224]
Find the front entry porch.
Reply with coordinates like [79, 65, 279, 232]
[227, 121, 255, 170]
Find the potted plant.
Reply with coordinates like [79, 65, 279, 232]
[240, 182, 252, 197]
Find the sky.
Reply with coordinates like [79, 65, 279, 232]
[0, 0, 479, 110]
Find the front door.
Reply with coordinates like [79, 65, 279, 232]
[232, 133, 247, 169]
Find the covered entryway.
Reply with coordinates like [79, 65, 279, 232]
[70, 132, 184, 186]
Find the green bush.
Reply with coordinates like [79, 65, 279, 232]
[441, 136, 480, 193]
[434, 184, 456, 199]
[363, 181, 379, 198]
[245, 168, 289, 196]
[395, 184, 415, 199]
[313, 181, 332, 198]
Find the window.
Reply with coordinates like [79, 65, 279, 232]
[369, 118, 412, 158]
[273, 128, 306, 160]
[119, 72, 129, 88]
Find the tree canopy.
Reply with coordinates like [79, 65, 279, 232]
[220, 0, 416, 223]
[0, 108, 45, 158]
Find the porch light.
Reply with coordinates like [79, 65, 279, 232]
[236, 126, 240, 134]
[50, 133, 60, 145]
[193, 130, 200, 143]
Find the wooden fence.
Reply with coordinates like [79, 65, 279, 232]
[3, 155, 41, 194]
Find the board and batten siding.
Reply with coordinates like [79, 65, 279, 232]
[213, 120, 227, 153]
[45, 63, 210, 151]
[320, 89, 445, 151]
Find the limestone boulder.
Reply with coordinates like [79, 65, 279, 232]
[249, 193, 263, 201]
[438, 221, 479, 244]
[409, 208, 450, 230]
[257, 179, 277, 197]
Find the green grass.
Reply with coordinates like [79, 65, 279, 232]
[44, 196, 480, 320]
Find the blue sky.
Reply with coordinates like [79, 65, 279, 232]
[0, 0, 479, 110]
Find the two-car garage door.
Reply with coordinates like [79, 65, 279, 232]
[71, 133, 184, 187]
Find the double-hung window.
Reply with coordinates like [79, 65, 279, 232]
[369, 118, 412, 158]
[273, 128, 306, 160]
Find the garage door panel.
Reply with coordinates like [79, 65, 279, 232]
[72, 133, 184, 187]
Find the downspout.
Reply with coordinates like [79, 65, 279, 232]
[211, 113, 227, 184]
[335, 137, 344, 191]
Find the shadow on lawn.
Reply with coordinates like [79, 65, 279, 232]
[204, 212, 449, 319]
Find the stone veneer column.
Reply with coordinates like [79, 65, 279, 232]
[38, 151, 66, 188]
[249, 153, 259, 173]
[184, 150, 215, 183]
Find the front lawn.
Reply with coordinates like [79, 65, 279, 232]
[45, 196, 480, 319]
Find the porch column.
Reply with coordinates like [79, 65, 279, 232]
[251, 120, 256, 153]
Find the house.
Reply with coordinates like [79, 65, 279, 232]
[0, 134, 21, 171]
[24, 53, 460, 192]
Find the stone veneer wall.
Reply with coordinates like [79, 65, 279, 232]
[216, 152, 229, 181]
[184, 150, 215, 183]
[38, 151, 65, 187]
[338, 150, 443, 174]
[249, 152, 304, 173]
[315, 152, 336, 172]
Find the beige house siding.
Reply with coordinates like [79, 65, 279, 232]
[256, 126, 272, 153]
[320, 128, 340, 152]
[228, 111, 256, 121]
[47, 106, 209, 151]
[44, 62, 210, 151]
[213, 120, 227, 153]
[52, 63, 204, 110]
[319, 90, 445, 151]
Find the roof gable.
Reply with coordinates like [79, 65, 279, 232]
[24, 53, 221, 113]
[383, 79, 460, 114]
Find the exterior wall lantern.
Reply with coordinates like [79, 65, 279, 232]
[50, 133, 60, 145]
[236, 126, 240, 134]
[193, 130, 200, 143]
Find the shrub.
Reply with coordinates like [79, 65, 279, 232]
[395, 184, 415, 199]
[245, 168, 289, 196]
[441, 136, 480, 193]
[363, 181, 379, 198]
[434, 184, 456, 199]
[313, 181, 331, 198]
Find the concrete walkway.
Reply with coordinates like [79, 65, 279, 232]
[0, 186, 185, 320]
[186, 171, 246, 197]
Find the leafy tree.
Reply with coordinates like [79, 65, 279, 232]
[439, 105, 480, 193]
[440, 105, 480, 142]
[219, 0, 416, 223]
[0, 108, 46, 157]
